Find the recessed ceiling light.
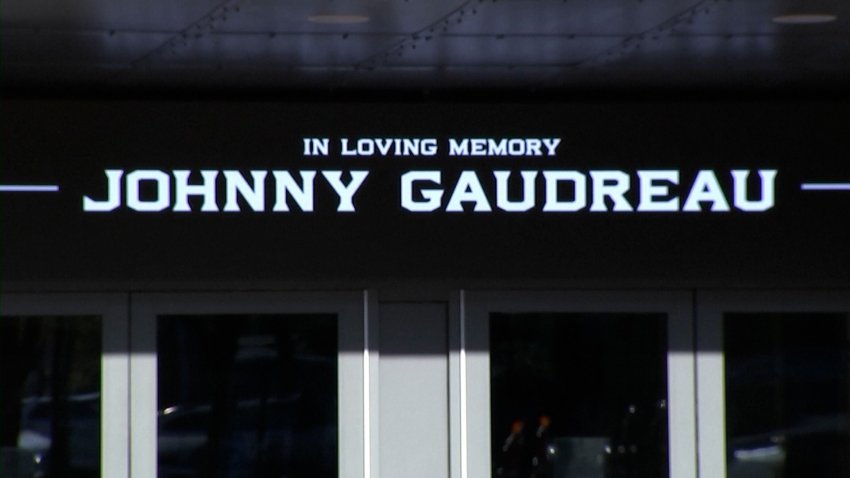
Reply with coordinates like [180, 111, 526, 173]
[772, 13, 837, 24]
[308, 14, 370, 24]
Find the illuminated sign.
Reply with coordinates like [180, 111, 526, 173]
[2, 102, 849, 284]
[78, 167, 776, 214]
[4, 135, 846, 216]
[16, 137, 777, 215]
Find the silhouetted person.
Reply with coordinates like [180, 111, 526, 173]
[497, 419, 530, 478]
[531, 415, 555, 478]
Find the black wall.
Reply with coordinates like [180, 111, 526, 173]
[2, 99, 849, 287]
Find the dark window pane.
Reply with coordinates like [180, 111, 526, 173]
[490, 313, 668, 478]
[157, 314, 337, 478]
[725, 313, 850, 478]
[0, 316, 101, 478]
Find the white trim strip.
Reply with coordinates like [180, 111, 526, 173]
[102, 307, 130, 478]
[129, 300, 157, 478]
[801, 183, 850, 191]
[363, 290, 372, 478]
[459, 289, 468, 478]
[0, 184, 60, 192]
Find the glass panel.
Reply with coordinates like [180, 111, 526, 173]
[0, 316, 101, 478]
[490, 313, 668, 478]
[725, 313, 850, 478]
[157, 314, 337, 478]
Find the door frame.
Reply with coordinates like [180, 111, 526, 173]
[460, 290, 697, 478]
[0, 292, 130, 478]
[695, 290, 850, 478]
[129, 291, 368, 478]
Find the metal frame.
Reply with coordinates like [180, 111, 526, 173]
[365, 290, 381, 478]
[24, 288, 850, 478]
[695, 290, 850, 478]
[460, 290, 697, 478]
[0, 293, 130, 478]
[129, 291, 367, 478]
[448, 291, 465, 478]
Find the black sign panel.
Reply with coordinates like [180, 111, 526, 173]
[1, 100, 849, 286]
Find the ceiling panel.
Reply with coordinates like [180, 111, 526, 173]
[378, 35, 622, 67]
[151, 32, 404, 67]
[1, 0, 222, 31]
[442, 0, 701, 35]
[220, 0, 467, 34]
[1, 30, 173, 63]
[608, 32, 850, 71]
[1, 0, 847, 92]
[682, 0, 850, 35]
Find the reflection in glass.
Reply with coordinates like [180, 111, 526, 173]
[490, 313, 668, 478]
[725, 313, 850, 478]
[0, 316, 101, 478]
[157, 314, 337, 478]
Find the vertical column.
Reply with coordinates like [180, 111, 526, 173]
[103, 302, 130, 478]
[378, 303, 449, 478]
[696, 296, 727, 478]
[129, 298, 157, 478]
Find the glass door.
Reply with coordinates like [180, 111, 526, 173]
[697, 291, 850, 478]
[130, 292, 366, 478]
[462, 291, 696, 478]
[0, 293, 128, 478]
